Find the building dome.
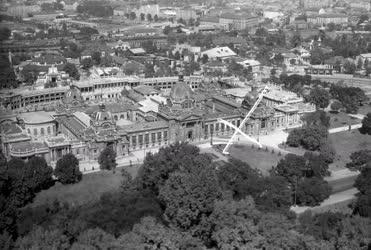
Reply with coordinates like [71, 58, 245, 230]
[170, 75, 193, 103]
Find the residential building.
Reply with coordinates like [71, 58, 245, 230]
[219, 13, 260, 31]
[201, 47, 237, 60]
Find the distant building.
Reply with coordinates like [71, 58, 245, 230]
[201, 46, 237, 60]
[307, 13, 348, 25]
[300, 0, 332, 9]
[176, 8, 197, 21]
[350, 1, 371, 11]
[5, 5, 40, 17]
[219, 13, 260, 31]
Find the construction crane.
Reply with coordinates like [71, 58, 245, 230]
[218, 85, 269, 155]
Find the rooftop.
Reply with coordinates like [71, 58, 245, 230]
[18, 111, 55, 124]
[119, 121, 169, 133]
[201, 46, 237, 58]
[263, 87, 302, 103]
[133, 85, 160, 96]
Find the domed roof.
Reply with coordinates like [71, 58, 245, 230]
[170, 75, 193, 103]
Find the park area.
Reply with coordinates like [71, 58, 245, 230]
[329, 129, 371, 168]
[328, 112, 362, 129]
[29, 165, 139, 208]
[227, 144, 283, 175]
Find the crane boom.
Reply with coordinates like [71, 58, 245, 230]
[222, 86, 269, 154]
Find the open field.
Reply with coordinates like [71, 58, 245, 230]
[227, 144, 283, 175]
[357, 104, 371, 115]
[330, 129, 371, 168]
[328, 112, 361, 129]
[30, 165, 140, 208]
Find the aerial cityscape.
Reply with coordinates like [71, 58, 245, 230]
[0, 0, 371, 248]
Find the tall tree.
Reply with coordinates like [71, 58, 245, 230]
[271, 154, 306, 186]
[54, 154, 82, 184]
[71, 228, 116, 249]
[91, 52, 101, 65]
[15, 226, 70, 249]
[159, 164, 222, 230]
[63, 63, 80, 80]
[117, 217, 202, 249]
[0, 27, 11, 41]
[361, 113, 371, 135]
[345, 150, 371, 171]
[25, 156, 53, 192]
[308, 87, 330, 109]
[296, 177, 331, 206]
[98, 146, 117, 171]
[137, 142, 209, 195]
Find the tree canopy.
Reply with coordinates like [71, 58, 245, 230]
[98, 146, 117, 171]
[54, 154, 82, 184]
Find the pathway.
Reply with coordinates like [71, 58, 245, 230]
[290, 188, 358, 215]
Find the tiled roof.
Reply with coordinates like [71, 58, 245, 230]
[119, 121, 169, 133]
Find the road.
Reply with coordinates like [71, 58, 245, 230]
[327, 174, 358, 194]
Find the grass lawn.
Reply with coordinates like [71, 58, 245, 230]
[328, 112, 361, 129]
[228, 144, 283, 175]
[30, 165, 140, 208]
[330, 129, 371, 168]
[358, 104, 371, 116]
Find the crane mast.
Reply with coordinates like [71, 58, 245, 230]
[221, 86, 269, 155]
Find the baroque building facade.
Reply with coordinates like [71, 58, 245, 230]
[0, 76, 314, 172]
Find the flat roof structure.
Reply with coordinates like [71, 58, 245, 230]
[18, 111, 55, 124]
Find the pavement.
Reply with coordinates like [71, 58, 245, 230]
[290, 188, 358, 215]
[328, 123, 362, 134]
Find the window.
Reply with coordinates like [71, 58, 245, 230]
[138, 135, 143, 146]
[163, 131, 168, 141]
[34, 128, 37, 136]
[151, 133, 156, 145]
[144, 134, 149, 145]
[261, 119, 266, 129]
[132, 136, 137, 146]
[47, 126, 51, 134]
[157, 132, 162, 142]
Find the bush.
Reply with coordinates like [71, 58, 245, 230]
[360, 113, 371, 135]
[286, 129, 301, 147]
[330, 101, 342, 113]
[319, 140, 336, 164]
[296, 177, 332, 206]
[98, 147, 117, 170]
